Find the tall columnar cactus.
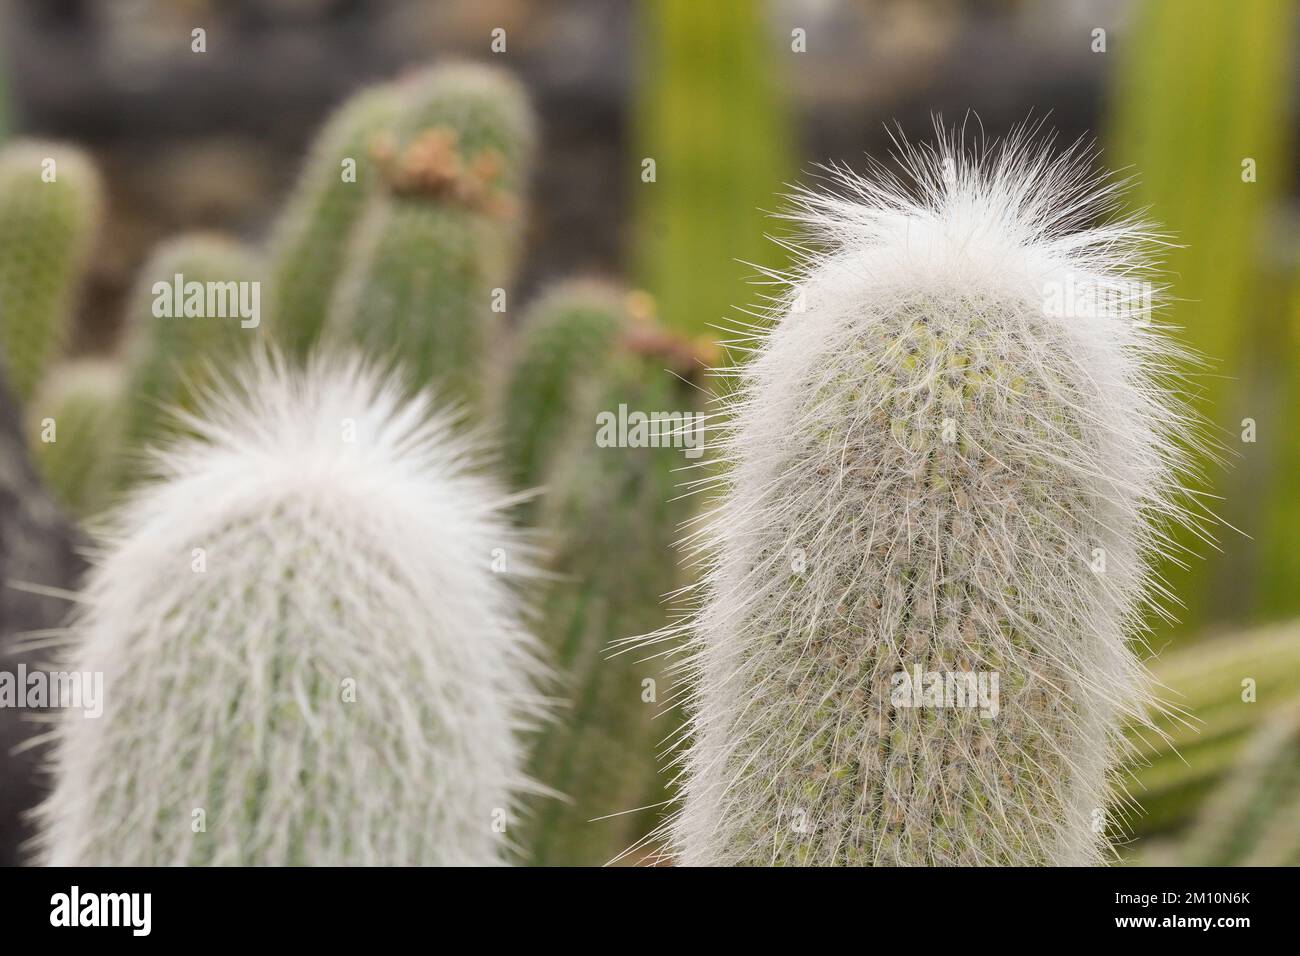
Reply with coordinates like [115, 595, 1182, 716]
[660, 132, 1204, 866]
[0, 141, 103, 400]
[27, 358, 125, 518]
[634, 0, 795, 335]
[1110, 0, 1295, 632]
[1180, 701, 1300, 866]
[505, 282, 707, 865]
[35, 351, 547, 865]
[500, 281, 631, 497]
[328, 63, 535, 408]
[1258, 278, 1300, 618]
[268, 82, 402, 356]
[118, 233, 263, 468]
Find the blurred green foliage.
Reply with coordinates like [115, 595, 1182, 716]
[1180, 699, 1300, 866]
[1112, 0, 1299, 867]
[1110, 0, 1298, 637]
[1125, 623, 1300, 839]
[634, 0, 794, 336]
[1257, 276, 1300, 617]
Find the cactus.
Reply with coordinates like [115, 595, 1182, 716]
[0, 141, 102, 400]
[1110, 0, 1296, 632]
[117, 233, 263, 471]
[510, 287, 706, 865]
[1125, 622, 1300, 836]
[634, 0, 794, 334]
[1258, 277, 1300, 618]
[268, 82, 402, 356]
[34, 350, 548, 865]
[327, 63, 535, 409]
[1242, 787, 1300, 866]
[27, 358, 124, 517]
[500, 281, 635, 496]
[657, 131, 1205, 866]
[1179, 701, 1300, 866]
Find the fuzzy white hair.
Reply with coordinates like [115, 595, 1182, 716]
[649, 125, 1215, 866]
[33, 350, 548, 865]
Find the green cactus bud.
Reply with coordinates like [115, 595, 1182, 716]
[268, 82, 402, 356]
[0, 141, 102, 400]
[327, 63, 535, 409]
[27, 358, 125, 518]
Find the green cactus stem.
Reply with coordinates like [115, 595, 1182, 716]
[660, 131, 1203, 866]
[327, 63, 535, 409]
[117, 233, 263, 474]
[507, 284, 709, 865]
[27, 358, 125, 518]
[267, 82, 402, 356]
[0, 141, 102, 400]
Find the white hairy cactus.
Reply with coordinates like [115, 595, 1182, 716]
[34, 351, 547, 865]
[658, 127, 1210, 866]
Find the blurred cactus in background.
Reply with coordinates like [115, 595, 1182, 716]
[27, 358, 123, 517]
[0, 141, 102, 400]
[506, 282, 704, 865]
[269, 82, 402, 357]
[1126, 623, 1300, 839]
[500, 281, 629, 501]
[634, 0, 794, 335]
[1257, 276, 1300, 618]
[328, 63, 535, 409]
[1110, 0, 1298, 635]
[1179, 700, 1300, 866]
[117, 234, 264, 477]
[36, 353, 548, 866]
[4, 58, 704, 869]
